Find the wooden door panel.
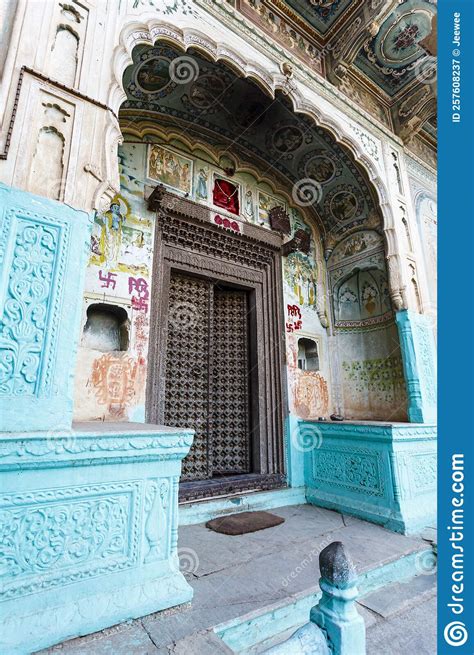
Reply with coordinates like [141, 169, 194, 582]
[211, 289, 250, 475]
[164, 272, 211, 481]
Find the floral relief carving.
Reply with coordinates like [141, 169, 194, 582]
[313, 448, 384, 496]
[411, 453, 437, 492]
[0, 482, 141, 600]
[415, 321, 436, 404]
[0, 219, 60, 396]
[0, 434, 194, 463]
[144, 479, 170, 562]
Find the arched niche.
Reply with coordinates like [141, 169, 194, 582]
[415, 193, 437, 309]
[82, 303, 130, 352]
[328, 231, 407, 421]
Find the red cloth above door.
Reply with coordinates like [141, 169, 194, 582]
[213, 178, 240, 215]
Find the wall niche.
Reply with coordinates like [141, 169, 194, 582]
[82, 303, 130, 352]
[297, 338, 320, 372]
[50, 25, 79, 86]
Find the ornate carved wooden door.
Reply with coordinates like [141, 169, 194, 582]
[164, 272, 250, 481]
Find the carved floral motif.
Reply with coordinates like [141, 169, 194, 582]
[144, 479, 169, 561]
[0, 483, 140, 599]
[411, 453, 437, 492]
[313, 448, 384, 496]
[0, 220, 59, 396]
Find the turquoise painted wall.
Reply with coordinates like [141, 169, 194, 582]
[0, 186, 195, 654]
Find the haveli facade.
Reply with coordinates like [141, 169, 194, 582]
[0, 1, 437, 652]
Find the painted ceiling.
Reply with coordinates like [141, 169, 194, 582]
[354, 0, 436, 96]
[121, 43, 381, 243]
[267, 0, 436, 97]
[238, 0, 437, 161]
[281, 0, 355, 35]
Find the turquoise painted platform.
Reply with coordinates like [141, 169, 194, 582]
[0, 422, 194, 655]
[303, 420, 437, 534]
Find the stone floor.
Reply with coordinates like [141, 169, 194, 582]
[38, 504, 436, 655]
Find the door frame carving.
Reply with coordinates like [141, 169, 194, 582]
[146, 189, 288, 499]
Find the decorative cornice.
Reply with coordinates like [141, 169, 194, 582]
[298, 419, 437, 441]
[405, 154, 437, 187]
[0, 430, 194, 470]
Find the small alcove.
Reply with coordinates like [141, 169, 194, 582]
[297, 338, 320, 372]
[82, 303, 129, 352]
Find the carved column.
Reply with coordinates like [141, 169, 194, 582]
[0, 183, 91, 431]
[396, 309, 437, 423]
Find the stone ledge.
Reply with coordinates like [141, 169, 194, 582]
[0, 422, 194, 470]
[301, 420, 437, 534]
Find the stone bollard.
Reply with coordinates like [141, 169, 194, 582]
[264, 541, 365, 655]
[310, 541, 366, 655]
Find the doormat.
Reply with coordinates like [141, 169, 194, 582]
[206, 511, 285, 535]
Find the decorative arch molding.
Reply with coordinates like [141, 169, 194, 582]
[413, 187, 436, 219]
[107, 16, 408, 310]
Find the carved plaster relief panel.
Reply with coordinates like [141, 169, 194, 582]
[46, 0, 89, 88]
[0, 481, 142, 600]
[407, 261, 422, 314]
[12, 84, 80, 204]
[0, 0, 19, 79]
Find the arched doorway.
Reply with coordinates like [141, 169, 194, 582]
[78, 40, 408, 498]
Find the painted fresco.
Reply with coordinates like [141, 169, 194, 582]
[327, 230, 407, 421]
[89, 196, 152, 275]
[77, 139, 405, 425]
[328, 231, 391, 329]
[195, 165, 210, 200]
[283, 208, 319, 309]
[147, 144, 193, 194]
[282, 207, 332, 420]
[76, 143, 155, 422]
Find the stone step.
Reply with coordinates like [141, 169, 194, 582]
[36, 504, 435, 655]
[364, 579, 437, 655]
[213, 550, 436, 654]
[359, 570, 437, 620]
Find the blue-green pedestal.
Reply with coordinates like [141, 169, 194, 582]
[0, 423, 194, 654]
[0, 183, 91, 432]
[304, 420, 437, 534]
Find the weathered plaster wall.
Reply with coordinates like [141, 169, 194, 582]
[406, 155, 437, 325]
[74, 142, 155, 421]
[327, 230, 407, 421]
[0, 0, 433, 317]
[74, 136, 333, 422]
